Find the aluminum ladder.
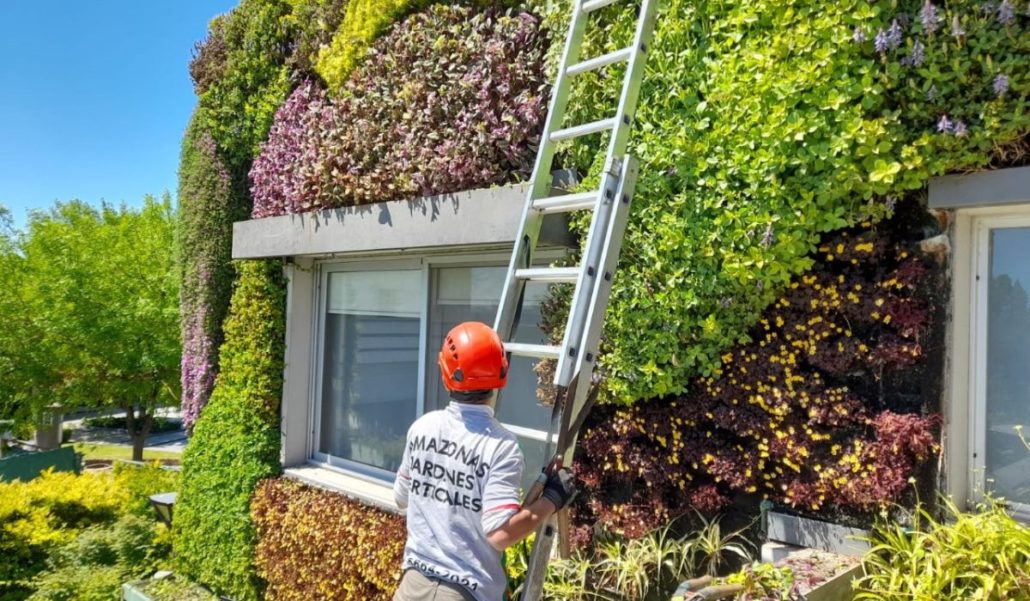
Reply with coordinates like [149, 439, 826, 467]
[491, 0, 658, 599]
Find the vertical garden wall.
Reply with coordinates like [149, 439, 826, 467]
[174, 0, 1028, 597]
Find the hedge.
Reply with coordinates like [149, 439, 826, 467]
[527, 0, 1028, 403]
[251, 478, 406, 600]
[572, 202, 945, 540]
[250, 5, 550, 216]
[174, 260, 286, 601]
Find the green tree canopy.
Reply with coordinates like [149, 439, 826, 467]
[0, 196, 180, 458]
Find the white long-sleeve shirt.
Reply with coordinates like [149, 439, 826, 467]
[394, 401, 525, 601]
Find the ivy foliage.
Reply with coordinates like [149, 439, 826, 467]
[174, 260, 286, 601]
[251, 478, 406, 600]
[178, 114, 249, 429]
[527, 0, 1028, 403]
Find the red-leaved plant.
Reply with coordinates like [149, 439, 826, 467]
[572, 219, 942, 543]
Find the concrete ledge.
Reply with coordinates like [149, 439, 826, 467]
[929, 165, 1030, 209]
[232, 183, 572, 259]
[283, 464, 402, 515]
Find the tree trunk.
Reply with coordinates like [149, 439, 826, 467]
[125, 403, 154, 462]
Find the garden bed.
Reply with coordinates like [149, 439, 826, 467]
[674, 549, 861, 601]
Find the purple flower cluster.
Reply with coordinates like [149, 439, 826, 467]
[994, 73, 1010, 96]
[250, 6, 549, 217]
[937, 114, 969, 136]
[997, 0, 1015, 25]
[875, 19, 904, 53]
[901, 41, 926, 67]
[853, 26, 867, 44]
[919, 1, 941, 34]
[181, 303, 215, 428]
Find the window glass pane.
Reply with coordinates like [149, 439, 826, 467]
[320, 270, 421, 474]
[517, 435, 549, 494]
[427, 265, 553, 432]
[985, 227, 1030, 505]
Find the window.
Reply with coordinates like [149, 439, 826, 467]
[312, 254, 557, 489]
[971, 216, 1030, 516]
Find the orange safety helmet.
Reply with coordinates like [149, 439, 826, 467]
[438, 321, 509, 392]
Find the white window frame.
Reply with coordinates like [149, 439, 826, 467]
[306, 249, 560, 484]
[968, 213, 1030, 520]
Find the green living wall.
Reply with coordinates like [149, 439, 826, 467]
[174, 0, 1028, 594]
[174, 260, 286, 601]
[532, 0, 1027, 403]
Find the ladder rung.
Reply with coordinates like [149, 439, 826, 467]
[504, 343, 562, 360]
[582, 0, 622, 13]
[515, 267, 580, 284]
[566, 47, 633, 76]
[550, 118, 616, 142]
[532, 191, 598, 214]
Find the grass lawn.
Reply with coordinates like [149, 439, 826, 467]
[70, 442, 181, 462]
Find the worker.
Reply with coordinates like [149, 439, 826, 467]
[393, 321, 577, 601]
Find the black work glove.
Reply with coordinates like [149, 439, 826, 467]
[541, 468, 578, 510]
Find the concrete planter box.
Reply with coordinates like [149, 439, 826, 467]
[804, 564, 863, 601]
[766, 511, 871, 557]
[122, 582, 151, 601]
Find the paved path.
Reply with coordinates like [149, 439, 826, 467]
[66, 410, 187, 454]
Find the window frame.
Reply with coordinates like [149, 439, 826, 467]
[968, 213, 1030, 519]
[307, 249, 562, 483]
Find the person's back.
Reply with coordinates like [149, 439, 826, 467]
[392, 322, 577, 601]
[395, 401, 523, 601]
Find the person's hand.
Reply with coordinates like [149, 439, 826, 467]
[541, 468, 578, 510]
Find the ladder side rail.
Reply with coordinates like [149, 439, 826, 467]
[551, 0, 656, 387]
[520, 158, 640, 601]
[549, 159, 621, 388]
[493, 4, 591, 341]
[602, 0, 658, 162]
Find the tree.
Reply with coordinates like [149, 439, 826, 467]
[0, 196, 181, 460]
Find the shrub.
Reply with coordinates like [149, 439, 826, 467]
[524, 0, 1029, 403]
[0, 466, 174, 600]
[856, 498, 1030, 600]
[0, 471, 125, 593]
[573, 206, 944, 540]
[251, 478, 406, 601]
[174, 260, 286, 601]
[28, 514, 171, 601]
[25, 566, 124, 601]
[113, 462, 180, 518]
[177, 114, 249, 429]
[508, 516, 751, 601]
[249, 5, 550, 216]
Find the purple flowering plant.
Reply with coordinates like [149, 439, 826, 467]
[860, 1, 1024, 143]
[250, 6, 550, 217]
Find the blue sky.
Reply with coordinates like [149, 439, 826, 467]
[0, 1, 237, 228]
